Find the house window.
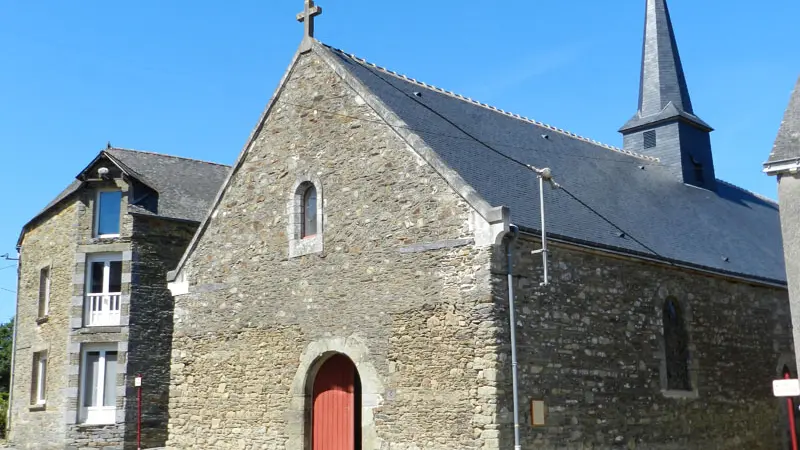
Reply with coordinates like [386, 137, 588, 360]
[31, 351, 47, 405]
[643, 130, 657, 149]
[663, 298, 691, 391]
[302, 185, 318, 238]
[85, 254, 122, 327]
[79, 345, 118, 424]
[95, 190, 122, 237]
[38, 266, 51, 318]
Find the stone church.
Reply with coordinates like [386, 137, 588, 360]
[162, 0, 793, 449]
[8, 0, 797, 449]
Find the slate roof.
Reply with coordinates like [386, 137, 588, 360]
[105, 148, 230, 223]
[19, 148, 229, 245]
[324, 45, 785, 284]
[767, 76, 800, 164]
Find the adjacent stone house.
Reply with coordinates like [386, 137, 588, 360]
[764, 78, 800, 372]
[7, 148, 229, 449]
[163, 1, 795, 449]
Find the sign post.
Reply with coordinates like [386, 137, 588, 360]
[774, 375, 799, 450]
[135, 375, 142, 450]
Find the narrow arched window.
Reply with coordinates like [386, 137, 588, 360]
[301, 185, 317, 238]
[663, 299, 691, 391]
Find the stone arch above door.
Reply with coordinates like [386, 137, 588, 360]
[286, 336, 384, 450]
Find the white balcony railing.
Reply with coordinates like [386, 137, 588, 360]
[87, 293, 121, 326]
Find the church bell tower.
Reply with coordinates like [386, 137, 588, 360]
[620, 0, 716, 191]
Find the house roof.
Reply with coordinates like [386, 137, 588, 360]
[105, 148, 230, 223]
[321, 43, 785, 285]
[18, 148, 229, 246]
[766, 76, 800, 165]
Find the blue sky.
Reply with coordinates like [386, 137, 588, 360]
[0, 1, 798, 321]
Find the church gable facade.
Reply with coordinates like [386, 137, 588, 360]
[165, 49, 501, 449]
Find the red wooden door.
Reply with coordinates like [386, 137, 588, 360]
[313, 354, 357, 450]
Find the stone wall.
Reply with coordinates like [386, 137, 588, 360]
[9, 200, 78, 449]
[166, 50, 499, 449]
[125, 215, 197, 449]
[491, 235, 794, 449]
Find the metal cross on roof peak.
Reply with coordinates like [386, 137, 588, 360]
[297, 0, 322, 39]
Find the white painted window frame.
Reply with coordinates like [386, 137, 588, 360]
[78, 344, 118, 425]
[84, 253, 123, 326]
[93, 189, 122, 238]
[33, 351, 47, 405]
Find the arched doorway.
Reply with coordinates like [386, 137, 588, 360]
[312, 354, 362, 450]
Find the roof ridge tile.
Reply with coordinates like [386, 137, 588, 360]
[324, 44, 660, 163]
[108, 147, 230, 168]
[715, 179, 778, 206]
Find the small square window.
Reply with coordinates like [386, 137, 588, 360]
[95, 191, 122, 237]
[38, 267, 50, 318]
[31, 351, 47, 405]
[643, 130, 657, 149]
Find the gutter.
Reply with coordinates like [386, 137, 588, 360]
[515, 227, 787, 289]
[763, 158, 800, 176]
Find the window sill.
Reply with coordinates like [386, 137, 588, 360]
[95, 234, 121, 239]
[75, 325, 124, 334]
[36, 316, 49, 325]
[76, 422, 117, 428]
[289, 234, 323, 258]
[661, 389, 698, 399]
[29, 403, 46, 412]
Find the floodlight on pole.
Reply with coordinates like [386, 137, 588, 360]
[526, 165, 559, 286]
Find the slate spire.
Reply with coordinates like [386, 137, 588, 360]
[766, 77, 800, 165]
[637, 0, 693, 117]
[620, 0, 716, 190]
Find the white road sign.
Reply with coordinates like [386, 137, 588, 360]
[773, 379, 800, 397]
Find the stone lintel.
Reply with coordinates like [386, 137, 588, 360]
[398, 238, 474, 254]
[76, 243, 132, 254]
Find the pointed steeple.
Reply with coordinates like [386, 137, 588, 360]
[620, 0, 716, 190]
[766, 77, 800, 166]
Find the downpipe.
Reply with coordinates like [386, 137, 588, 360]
[506, 225, 522, 450]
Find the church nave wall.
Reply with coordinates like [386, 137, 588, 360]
[491, 236, 793, 449]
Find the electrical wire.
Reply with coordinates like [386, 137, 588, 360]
[346, 66, 669, 261]
[276, 100, 659, 167]
[0, 287, 15, 294]
[0, 264, 17, 271]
